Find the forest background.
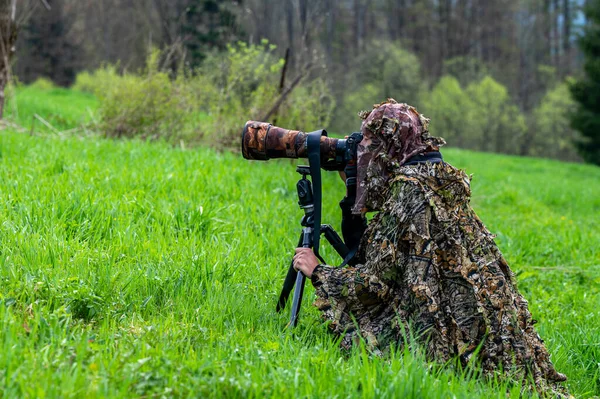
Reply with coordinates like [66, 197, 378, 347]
[12, 0, 590, 162]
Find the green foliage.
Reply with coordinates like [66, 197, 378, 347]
[75, 50, 197, 142]
[423, 76, 478, 149]
[72, 65, 121, 96]
[0, 126, 598, 397]
[194, 40, 284, 146]
[334, 83, 383, 132]
[443, 56, 489, 87]
[378, 43, 424, 101]
[466, 76, 527, 154]
[28, 77, 57, 91]
[423, 76, 526, 154]
[536, 65, 559, 91]
[4, 84, 98, 132]
[569, 0, 600, 165]
[332, 41, 424, 133]
[276, 78, 336, 132]
[195, 40, 334, 145]
[72, 42, 334, 147]
[529, 82, 582, 161]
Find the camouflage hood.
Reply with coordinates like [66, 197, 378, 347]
[352, 99, 446, 214]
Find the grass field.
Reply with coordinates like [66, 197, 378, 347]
[0, 86, 599, 398]
[4, 83, 98, 133]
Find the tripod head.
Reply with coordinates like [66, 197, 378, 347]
[296, 166, 314, 227]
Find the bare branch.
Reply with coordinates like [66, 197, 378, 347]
[39, 0, 51, 11]
[262, 62, 313, 122]
[16, 1, 43, 26]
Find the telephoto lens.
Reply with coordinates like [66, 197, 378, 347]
[241, 121, 362, 171]
[241, 121, 337, 160]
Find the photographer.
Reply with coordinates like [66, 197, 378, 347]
[292, 99, 568, 397]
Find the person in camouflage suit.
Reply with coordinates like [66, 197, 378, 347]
[293, 99, 568, 397]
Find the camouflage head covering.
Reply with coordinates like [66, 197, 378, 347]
[352, 99, 446, 214]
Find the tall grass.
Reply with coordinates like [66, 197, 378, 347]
[0, 88, 598, 398]
[4, 80, 98, 132]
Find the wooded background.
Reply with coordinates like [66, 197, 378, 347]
[11, 0, 591, 161]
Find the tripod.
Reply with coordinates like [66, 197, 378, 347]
[276, 165, 350, 327]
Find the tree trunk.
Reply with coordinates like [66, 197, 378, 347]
[544, 0, 552, 64]
[299, 0, 308, 50]
[286, 0, 294, 63]
[553, 0, 561, 68]
[325, 0, 334, 63]
[563, 0, 571, 74]
[353, 0, 365, 53]
[0, 0, 18, 119]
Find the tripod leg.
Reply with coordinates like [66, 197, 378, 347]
[320, 224, 349, 259]
[288, 227, 312, 327]
[288, 271, 306, 327]
[276, 232, 304, 313]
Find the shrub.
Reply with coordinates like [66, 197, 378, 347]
[276, 77, 336, 133]
[93, 51, 195, 141]
[72, 41, 335, 148]
[29, 77, 56, 91]
[443, 56, 488, 87]
[72, 66, 120, 96]
[334, 83, 383, 134]
[529, 82, 582, 161]
[194, 40, 284, 146]
[73, 50, 218, 143]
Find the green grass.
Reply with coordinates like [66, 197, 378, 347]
[0, 87, 599, 398]
[4, 82, 98, 132]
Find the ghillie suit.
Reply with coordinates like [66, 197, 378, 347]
[311, 99, 568, 397]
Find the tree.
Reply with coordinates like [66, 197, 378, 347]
[14, 0, 81, 86]
[0, 0, 49, 118]
[570, 0, 600, 165]
[0, 0, 19, 118]
[150, 0, 241, 70]
[180, 0, 242, 66]
[466, 76, 527, 154]
[331, 41, 424, 133]
[422, 76, 477, 149]
[530, 82, 581, 161]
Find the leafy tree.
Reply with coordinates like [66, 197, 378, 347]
[569, 0, 600, 165]
[423, 76, 526, 154]
[529, 82, 582, 161]
[466, 77, 527, 154]
[331, 83, 381, 133]
[181, 0, 242, 66]
[443, 57, 488, 88]
[422, 76, 477, 149]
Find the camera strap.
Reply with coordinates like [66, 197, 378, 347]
[307, 130, 325, 263]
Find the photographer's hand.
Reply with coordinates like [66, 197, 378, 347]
[293, 247, 320, 278]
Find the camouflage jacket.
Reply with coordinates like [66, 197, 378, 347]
[311, 162, 567, 396]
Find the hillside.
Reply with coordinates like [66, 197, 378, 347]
[0, 87, 598, 398]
